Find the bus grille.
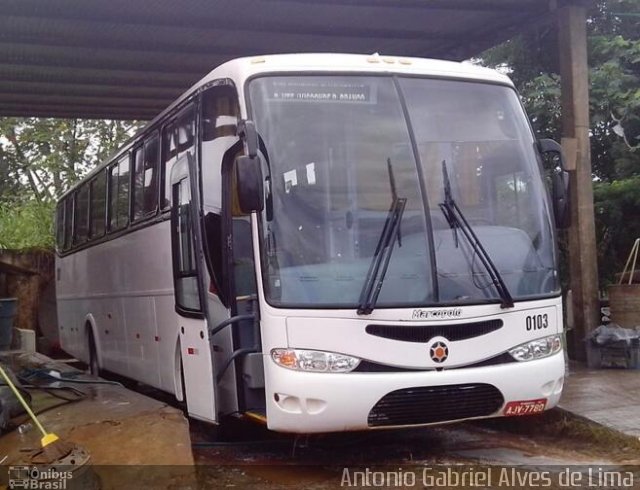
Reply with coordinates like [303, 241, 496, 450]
[367, 383, 504, 427]
[366, 320, 503, 343]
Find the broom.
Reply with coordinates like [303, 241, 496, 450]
[0, 363, 76, 463]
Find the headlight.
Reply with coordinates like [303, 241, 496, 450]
[508, 335, 562, 362]
[271, 348, 361, 373]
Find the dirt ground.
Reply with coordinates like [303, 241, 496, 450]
[5, 357, 637, 489]
[189, 410, 640, 489]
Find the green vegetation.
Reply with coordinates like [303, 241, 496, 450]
[0, 199, 55, 250]
[0, 118, 143, 250]
[481, 0, 640, 286]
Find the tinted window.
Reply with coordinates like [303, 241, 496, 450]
[89, 171, 107, 238]
[202, 85, 239, 141]
[173, 178, 202, 312]
[133, 133, 160, 220]
[63, 198, 73, 250]
[56, 202, 65, 250]
[109, 154, 130, 231]
[161, 122, 177, 209]
[74, 185, 90, 244]
[162, 104, 195, 208]
[177, 108, 195, 156]
[132, 145, 144, 219]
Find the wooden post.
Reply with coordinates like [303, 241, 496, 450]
[558, 2, 600, 360]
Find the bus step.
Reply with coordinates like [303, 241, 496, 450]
[244, 410, 267, 425]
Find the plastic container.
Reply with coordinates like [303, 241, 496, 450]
[0, 298, 17, 350]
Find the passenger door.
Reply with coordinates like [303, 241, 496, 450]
[170, 153, 218, 423]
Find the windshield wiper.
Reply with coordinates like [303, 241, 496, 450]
[357, 158, 406, 315]
[439, 161, 514, 309]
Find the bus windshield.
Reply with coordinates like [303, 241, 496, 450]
[248, 75, 558, 308]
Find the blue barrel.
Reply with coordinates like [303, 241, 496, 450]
[0, 298, 17, 350]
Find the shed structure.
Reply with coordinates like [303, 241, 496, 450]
[0, 0, 597, 358]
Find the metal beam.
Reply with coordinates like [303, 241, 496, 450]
[0, 4, 475, 42]
[0, 105, 157, 120]
[0, 16, 268, 56]
[0, 41, 233, 74]
[0, 93, 166, 110]
[283, 0, 547, 12]
[0, 47, 209, 76]
[0, 81, 182, 100]
[0, 64, 197, 87]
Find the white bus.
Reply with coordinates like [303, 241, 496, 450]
[55, 53, 570, 432]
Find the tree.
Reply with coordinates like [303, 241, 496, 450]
[0, 118, 143, 249]
[480, 0, 640, 286]
[0, 118, 141, 202]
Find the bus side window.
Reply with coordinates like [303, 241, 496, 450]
[56, 201, 65, 250]
[133, 132, 160, 221]
[177, 107, 195, 158]
[89, 171, 106, 239]
[109, 154, 130, 231]
[173, 178, 202, 313]
[74, 185, 89, 245]
[161, 121, 177, 210]
[162, 104, 195, 210]
[63, 197, 73, 250]
[132, 145, 144, 220]
[143, 133, 160, 214]
[202, 85, 238, 141]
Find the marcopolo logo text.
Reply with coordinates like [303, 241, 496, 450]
[412, 308, 462, 320]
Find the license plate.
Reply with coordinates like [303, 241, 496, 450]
[503, 398, 547, 416]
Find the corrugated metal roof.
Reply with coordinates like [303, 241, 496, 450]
[0, 0, 562, 120]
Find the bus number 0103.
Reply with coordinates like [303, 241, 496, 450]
[525, 314, 548, 331]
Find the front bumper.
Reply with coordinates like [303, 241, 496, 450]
[264, 351, 565, 433]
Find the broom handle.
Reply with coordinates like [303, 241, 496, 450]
[0, 364, 48, 438]
[619, 239, 640, 285]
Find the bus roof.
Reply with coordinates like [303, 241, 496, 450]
[210, 53, 512, 85]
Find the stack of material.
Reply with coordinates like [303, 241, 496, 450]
[586, 324, 640, 369]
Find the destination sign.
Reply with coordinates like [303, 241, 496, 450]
[266, 80, 375, 104]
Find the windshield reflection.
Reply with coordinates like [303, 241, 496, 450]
[249, 75, 559, 308]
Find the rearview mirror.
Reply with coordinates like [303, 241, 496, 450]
[235, 155, 264, 214]
[538, 139, 571, 229]
[552, 169, 570, 229]
[538, 138, 566, 170]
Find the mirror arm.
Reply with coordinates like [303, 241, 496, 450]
[237, 119, 258, 158]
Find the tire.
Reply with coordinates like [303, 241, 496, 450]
[87, 328, 100, 377]
[178, 355, 187, 405]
